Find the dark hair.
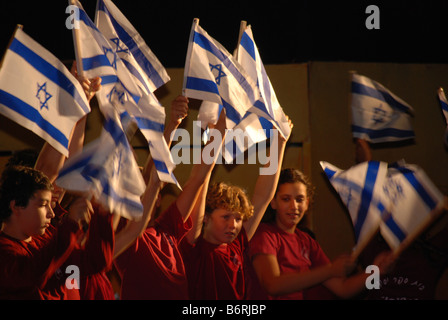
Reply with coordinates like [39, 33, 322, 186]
[0, 166, 53, 223]
[262, 168, 315, 225]
[6, 149, 39, 168]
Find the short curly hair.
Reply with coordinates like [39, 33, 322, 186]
[205, 182, 254, 221]
[0, 166, 53, 223]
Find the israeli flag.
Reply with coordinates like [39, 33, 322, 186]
[95, 0, 170, 95]
[320, 161, 387, 249]
[0, 27, 90, 157]
[237, 25, 291, 139]
[351, 73, 415, 143]
[183, 19, 265, 125]
[321, 160, 445, 252]
[379, 162, 444, 250]
[72, 0, 141, 111]
[437, 87, 448, 147]
[56, 110, 146, 220]
[95, 0, 178, 187]
[74, 0, 178, 187]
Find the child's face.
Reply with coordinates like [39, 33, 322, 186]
[15, 189, 55, 240]
[203, 207, 243, 245]
[271, 182, 309, 233]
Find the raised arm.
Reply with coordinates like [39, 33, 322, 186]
[184, 108, 227, 244]
[244, 119, 293, 240]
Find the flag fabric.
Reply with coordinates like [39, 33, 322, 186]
[320, 161, 387, 249]
[72, 0, 141, 114]
[437, 87, 448, 147]
[183, 19, 265, 127]
[379, 162, 444, 250]
[95, 0, 170, 95]
[236, 25, 291, 139]
[95, 0, 178, 187]
[0, 27, 90, 157]
[196, 23, 290, 163]
[321, 160, 445, 252]
[350, 73, 415, 143]
[73, 0, 178, 187]
[56, 110, 146, 220]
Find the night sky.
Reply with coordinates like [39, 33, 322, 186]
[1, 1, 448, 68]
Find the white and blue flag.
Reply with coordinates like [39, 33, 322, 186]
[183, 19, 265, 127]
[379, 162, 444, 250]
[56, 110, 146, 220]
[0, 27, 90, 157]
[73, 0, 178, 187]
[95, 0, 178, 187]
[321, 160, 445, 252]
[437, 87, 448, 147]
[72, 0, 141, 115]
[320, 161, 387, 250]
[351, 73, 415, 143]
[95, 0, 170, 95]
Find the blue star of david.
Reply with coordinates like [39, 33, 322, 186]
[209, 63, 226, 85]
[103, 46, 117, 69]
[372, 104, 387, 125]
[110, 37, 129, 54]
[36, 82, 52, 110]
[107, 85, 125, 105]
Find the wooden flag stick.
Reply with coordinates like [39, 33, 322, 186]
[70, 0, 84, 77]
[233, 20, 247, 59]
[392, 196, 448, 258]
[350, 225, 380, 261]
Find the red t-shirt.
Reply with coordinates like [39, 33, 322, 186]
[181, 228, 250, 300]
[249, 223, 331, 300]
[115, 201, 192, 300]
[0, 217, 80, 299]
[68, 206, 115, 300]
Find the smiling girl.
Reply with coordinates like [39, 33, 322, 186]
[249, 168, 394, 300]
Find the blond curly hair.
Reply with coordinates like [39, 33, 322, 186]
[205, 182, 254, 221]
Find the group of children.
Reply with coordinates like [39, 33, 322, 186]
[1, 66, 447, 301]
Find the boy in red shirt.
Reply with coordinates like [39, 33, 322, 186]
[180, 118, 293, 300]
[0, 166, 82, 299]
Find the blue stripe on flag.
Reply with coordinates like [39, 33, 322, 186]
[395, 167, 438, 210]
[323, 167, 337, 180]
[97, 0, 166, 89]
[81, 163, 143, 211]
[193, 31, 257, 102]
[9, 38, 89, 114]
[0, 89, 69, 149]
[186, 77, 220, 95]
[440, 98, 448, 113]
[82, 54, 112, 71]
[153, 158, 170, 174]
[354, 161, 380, 240]
[351, 81, 412, 114]
[121, 59, 150, 93]
[135, 117, 164, 133]
[240, 32, 256, 61]
[352, 125, 414, 140]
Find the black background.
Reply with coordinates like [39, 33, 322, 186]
[1, 0, 448, 68]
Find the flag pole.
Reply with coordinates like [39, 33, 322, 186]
[350, 225, 380, 261]
[0, 24, 23, 70]
[70, 0, 84, 77]
[182, 18, 199, 97]
[233, 20, 247, 59]
[392, 196, 448, 258]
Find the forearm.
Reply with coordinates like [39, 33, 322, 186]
[262, 264, 335, 297]
[323, 271, 369, 299]
[113, 178, 163, 259]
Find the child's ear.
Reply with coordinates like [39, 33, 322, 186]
[270, 198, 277, 210]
